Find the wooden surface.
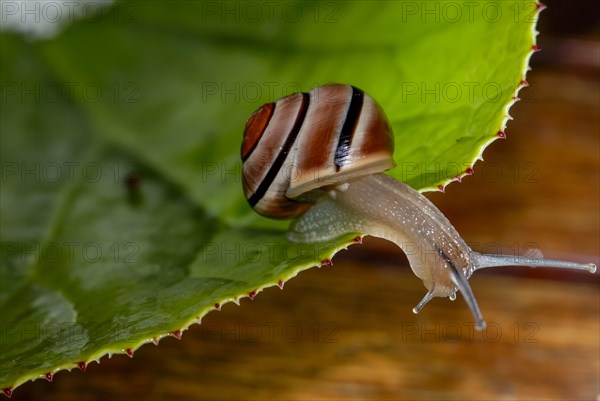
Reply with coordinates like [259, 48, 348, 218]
[11, 7, 600, 401]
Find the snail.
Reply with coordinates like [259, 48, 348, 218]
[241, 83, 596, 330]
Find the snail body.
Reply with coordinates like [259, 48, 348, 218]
[242, 84, 596, 330]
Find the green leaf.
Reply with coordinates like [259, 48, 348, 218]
[0, 0, 538, 392]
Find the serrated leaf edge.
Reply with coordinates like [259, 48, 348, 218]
[418, 2, 543, 194]
[2, 236, 361, 395]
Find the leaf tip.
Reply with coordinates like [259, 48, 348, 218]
[125, 348, 134, 357]
[437, 184, 445, 193]
[353, 236, 363, 244]
[214, 303, 221, 311]
[2, 388, 12, 398]
[497, 131, 506, 139]
[465, 167, 475, 176]
[248, 290, 257, 300]
[45, 372, 53, 382]
[76, 361, 87, 372]
[170, 330, 182, 340]
[277, 279, 284, 289]
[537, 2, 547, 12]
[320, 259, 333, 267]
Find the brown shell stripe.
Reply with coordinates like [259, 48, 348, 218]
[247, 93, 310, 207]
[241, 102, 275, 162]
[334, 86, 364, 170]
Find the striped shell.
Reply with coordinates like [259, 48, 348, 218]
[241, 84, 395, 219]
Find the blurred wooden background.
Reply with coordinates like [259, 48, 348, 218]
[12, 1, 599, 400]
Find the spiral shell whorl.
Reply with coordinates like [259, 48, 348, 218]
[242, 84, 395, 219]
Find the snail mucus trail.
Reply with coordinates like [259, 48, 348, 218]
[241, 84, 597, 330]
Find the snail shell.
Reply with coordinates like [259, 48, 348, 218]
[242, 84, 395, 218]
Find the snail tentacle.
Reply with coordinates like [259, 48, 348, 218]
[471, 252, 596, 273]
